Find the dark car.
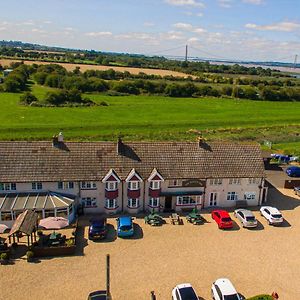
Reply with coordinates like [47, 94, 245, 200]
[286, 166, 300, 177]
[88, 218, 107, 240]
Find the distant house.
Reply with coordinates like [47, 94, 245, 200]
[0, 136, 267, 227]
[3, 69, 13, 77]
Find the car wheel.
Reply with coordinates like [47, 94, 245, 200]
[268, 220, 272, 225]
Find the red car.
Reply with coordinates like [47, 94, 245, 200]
[212, 210, 233, 229]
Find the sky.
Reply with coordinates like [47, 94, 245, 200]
[0, 0, 300, 61]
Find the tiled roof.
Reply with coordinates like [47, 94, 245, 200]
[0, 140, 265, 182]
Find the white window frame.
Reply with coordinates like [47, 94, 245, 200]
[150, 180, 161, 190]
[128, 181, 140, 190]
[176, 195, 201, 206]
[244, 192, 256, 200]
[229, 178, 241, 185]
[81, 197, 97, 207]
[227, 192, 238, 201]
[248, 178, 260, 185]
[209, 178, 222, 185]
[105, 181, 117, 191]
[32, 182, 43, 190]
[58, 181, 74, 189]
[105, 198, 118, 209]
[81, 181, 97, 189]
[149, 197, 160, 207]
[128, 198, 139, 208]
[0, 182, 17, 191]
[169, 179, 180, 187]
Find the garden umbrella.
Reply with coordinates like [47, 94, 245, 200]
[0, 224, 9, 234]
[39, 217, 69, 229]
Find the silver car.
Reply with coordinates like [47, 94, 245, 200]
[234, 209, 258, 228]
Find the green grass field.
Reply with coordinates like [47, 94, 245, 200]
[0, 84, 299, 154]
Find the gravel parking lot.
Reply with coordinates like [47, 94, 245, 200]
[1, 184, 300, 300]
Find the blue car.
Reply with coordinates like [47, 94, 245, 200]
[117, 216, 134, 237]
[286, 166, 300, 177]
[88, 218, 107, 240]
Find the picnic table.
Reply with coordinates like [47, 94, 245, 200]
[170, 213, 181, 225]
[186, 212, 204, 225]
[144, 213, 163, 226]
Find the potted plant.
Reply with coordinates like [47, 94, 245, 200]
[0, 252, 9, 265]
[26, 250, 34, 262]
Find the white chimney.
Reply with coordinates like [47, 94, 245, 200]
[58, 132, 64, 142]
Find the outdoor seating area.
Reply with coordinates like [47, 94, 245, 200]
[186, 209, 205, 225]
[144, 212, 164, 226]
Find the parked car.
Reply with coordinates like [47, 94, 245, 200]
[88, 218, 107, 240]
[211, 278, 242, 300]
[87, 290, 107, 300]
[260, 206, 283, 225]
[293, 186, 300, 196]
[286, 166, 300, 177]
[234, 209, 257, 228]
[117, 216, 134, 237]
[172, 283, 198, 300]
[212, 210, 233, 229]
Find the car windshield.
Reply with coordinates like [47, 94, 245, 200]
[222, 217, 231, 222]
[120, 225, 132, 231]
[271, 214, 282, 218]
[92, 225, 105, 231]
[224, 294, 240, 300]
[246, 216, 255, 221]
[179, 287, 198, 300]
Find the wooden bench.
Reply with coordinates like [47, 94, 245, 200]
[170, 213, 181, 225]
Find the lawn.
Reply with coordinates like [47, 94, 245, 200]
[0, 85, 299, 154]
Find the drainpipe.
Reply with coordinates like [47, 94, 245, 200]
[143, 180, 146, 213]
[121, 180, 124, 213]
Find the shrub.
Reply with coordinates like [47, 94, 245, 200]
[26, 251, 34, 258]
[100, 101, 109, 106]
[0, 253, 8, 260]
[20, 92, 38, 105]
[66, 238, 75, 246]
[246, 295, 273, 300]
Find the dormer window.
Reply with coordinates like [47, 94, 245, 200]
[105, 181, 117, 191]
[150, 180, 161, 190]
[128, 181, 140, 190]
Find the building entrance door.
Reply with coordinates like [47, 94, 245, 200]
[164, 196, 173, 212]
[209, 192, 217, 206]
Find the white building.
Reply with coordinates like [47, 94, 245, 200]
[0, 138, 267, 227]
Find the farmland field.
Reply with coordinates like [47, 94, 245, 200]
[0, 58, 193, 78]
[0, 84, 300, 154]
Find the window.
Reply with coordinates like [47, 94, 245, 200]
[169, 179, 180, 187]
[149, 197, 159, 207]
[128, 181, 140, 190]
[56, 208, 68, 218]
[227, 192, 238, 201]
[244, 192, 256, 200]
[81, 181, 97, 189]
[0, 182, 16, 191]
[105, 182, 117, 191]
[209, 178, 222, 185]
[44, 210, 55, 218]
[248, 178, 260, 185]
[128, 198, 139, 208]
[32, 182, 43, 190]
[150, 181, 160, 190]
[81, 197, 97, 207]
[176, 195, 201, 205]
[229, 178, 241, 185]
[1, 212, 13, 221]
[58, 181, 63, 189]
[105, 198, 118, 209]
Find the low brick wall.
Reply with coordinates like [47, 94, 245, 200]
[32, 245, 76, 257]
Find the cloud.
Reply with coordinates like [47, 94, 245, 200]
[173, 22, 193, 30]
[243, 0, 264, 4]
[218, 0, 233, 8]
[245, 21, 300, 32]
[173, 23, 206, 34]
[143, 22, 155, 27]
[165, 0, 205, 8]
[86, 31, 113, 37]
[187, 37, 199, 43]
